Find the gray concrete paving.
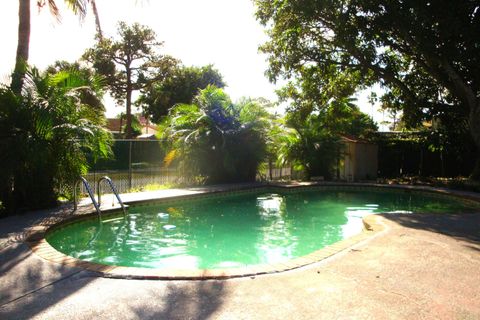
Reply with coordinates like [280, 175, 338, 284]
[1, 186, 480, 319]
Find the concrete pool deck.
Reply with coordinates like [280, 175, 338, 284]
[1, 183, 480, 319]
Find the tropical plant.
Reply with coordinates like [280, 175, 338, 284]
[278, 114, 342, 180]
[159, 86, 269, 184]
[0, 66, 112, 214]
[83, 22, 178, 138]
[260, 116, 296, 180]
[46, 60, 106, 113]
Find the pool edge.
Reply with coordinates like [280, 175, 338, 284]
[25, 214, 383, 280]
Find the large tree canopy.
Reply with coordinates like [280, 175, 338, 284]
[83, 22, 178, 137]
[255, 0, 480, 177]
[138, 64, 225, 123]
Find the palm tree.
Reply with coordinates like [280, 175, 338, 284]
[90, 0, 103, 39]
[0, 66, 112, 213]
[281, 114, 343, 180]
[11, 0, 90, 94]
[160, 86, 269, 183]
[11, 0, 31, 94]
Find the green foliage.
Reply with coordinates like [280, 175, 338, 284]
[139, 64, 226, 123]
[284, 118, 342, 180]
[0, 66, 112, 214]
[255, 0, 480, 177]
[37, 0, 90, 20]
[117, 113, 142, 137]
[275, 98, 377, 179]
[46, 60, 106, 114]
[255, 0, 479, 110]
[159, 86, 270, 184]
[319, 97, 377, 139]
[83, 21, 178, 137]
[376, 131, 476, 178]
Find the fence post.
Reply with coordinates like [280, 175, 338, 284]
[128, 140, 132, 190]
[269, 159, 273, 181]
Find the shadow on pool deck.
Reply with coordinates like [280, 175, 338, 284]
[129, 281, 226, 320]
[0, 242, 91, 310]
[1, 263, 227, 319]
[381, 213, 480, 244]
[0, 203, 98, 318]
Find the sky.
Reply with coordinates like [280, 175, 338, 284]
[0, 0, 385, 127]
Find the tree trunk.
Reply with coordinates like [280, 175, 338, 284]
[125, 90, 133, 138]
[119, 113, 123, 133]
[90, 0, 103, 39]
[11, 0, 30, 94]
[437, 59, 480, 179]
[125, 67, 133, 138]
[469, 104, 480, 180]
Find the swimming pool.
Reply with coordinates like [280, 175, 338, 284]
[45, 186, 480, 272]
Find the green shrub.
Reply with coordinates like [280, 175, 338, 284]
[0, 67, 112, 214]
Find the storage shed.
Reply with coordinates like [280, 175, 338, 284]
[338, 135, 378, 181]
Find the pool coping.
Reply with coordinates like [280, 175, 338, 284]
[24, 182, 480, 280]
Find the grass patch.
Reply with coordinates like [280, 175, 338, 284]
[128, 183, 176, 193]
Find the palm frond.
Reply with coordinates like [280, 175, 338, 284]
[63, 0, 88, 20]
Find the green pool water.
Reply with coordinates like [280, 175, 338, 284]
[47, 189, 479, 269]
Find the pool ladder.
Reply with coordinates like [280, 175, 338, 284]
[73, 176, 127, 218]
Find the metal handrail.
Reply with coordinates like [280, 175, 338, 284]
[73, 177, 102, 218]
[97, 176, 127, 216]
